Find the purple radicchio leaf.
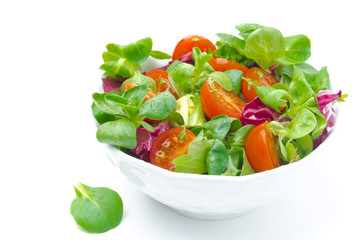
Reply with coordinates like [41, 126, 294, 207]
[241, 97, 288, 126]
[269, 65, 280, 76]
[313, 90, 342, 148]
[102, 77, 127, 92]
[130, 121, 171, 161]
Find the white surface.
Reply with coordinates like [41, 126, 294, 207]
[1, 0, 361, 239]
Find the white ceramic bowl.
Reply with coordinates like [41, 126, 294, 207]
[104, 127, 333, 220]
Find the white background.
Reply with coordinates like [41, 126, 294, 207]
[1, 0, 361, 239]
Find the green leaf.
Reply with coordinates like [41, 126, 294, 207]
[122, 84, 148, 108]
[235, 23, 264, 40]
[244, 27, 286, 69]
[285, 141, 300, 163]
[167, 111, 185, 126]
[99, 59, 136, 78]
[91, 103, 119, 125]
[141, 121, 155, 132]
[225, 125, 254, 147]
[121, 71, 157, 92]
[295, 134, 313, 158]
[117, 37, 153, 64]
[139, 92, 177, 120]
[293, 63, 318, 85]
[92, 92, 126, 118]
[216, 33, 246, 55]
[277, 34, 311, 65]
[96, 118, 137, 149]
[102, 51, 120, 62]
[150, 50, 171, 59]
[225, 69, 244, 94]
[173, 134, 213, 174]
[310, 67, 331, 93]
[290, 69, 315, 102]
[254, 84, 291, 112]
[240, 149, 255, 176]
[288, 108, 317, 139]
[168, 62, 195, 97]
[208, 71, 233, 91]
[193, 115, 242, 141]
[213, 40, 255, 67]
[223, 147, 243, 176]
[308, 107, 327, 141]
[206, 139, 228, 175]
[70, 183, 123, 233]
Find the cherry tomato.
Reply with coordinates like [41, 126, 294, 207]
[145, 70, 178, 99]
[245, 122, 281, 172]
[200, 80, 246, 119]
[150, 128, 196, 171]
[172, 35, 216, 61]
[124, 82, 157, 103]
[208, 58, 249, 75]
[242, 67, 279, 103]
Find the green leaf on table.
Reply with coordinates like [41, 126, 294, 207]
[70, 183, 123, 233]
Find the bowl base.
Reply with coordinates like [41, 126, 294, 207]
[169, 206, 257, 221]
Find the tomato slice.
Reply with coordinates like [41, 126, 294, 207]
[242, 67, 279, 103]
[200, 80, 246, 119]
[172, 35, 216, 60]
[208, 58, 249, 75]
[145, 70, 178, 99]
[150, 128, 196, 171]
[245, 122, 281, 172]
[124, 82, 157, 103]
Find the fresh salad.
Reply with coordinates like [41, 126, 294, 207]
[92, 23, 346, 176]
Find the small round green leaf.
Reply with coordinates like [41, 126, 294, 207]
[71, 183, 123, 233]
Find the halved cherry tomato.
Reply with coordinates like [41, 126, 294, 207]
[124, 82, 157, 103]
[172, 35, 216, 61]
[145, 69, 178, 99]
[245, 122, 281, 172]
[200, 80, 246, 119]
[150, 128, 196, 171]
[242, 67, 279, 103]
[208, 58, 249, 75]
